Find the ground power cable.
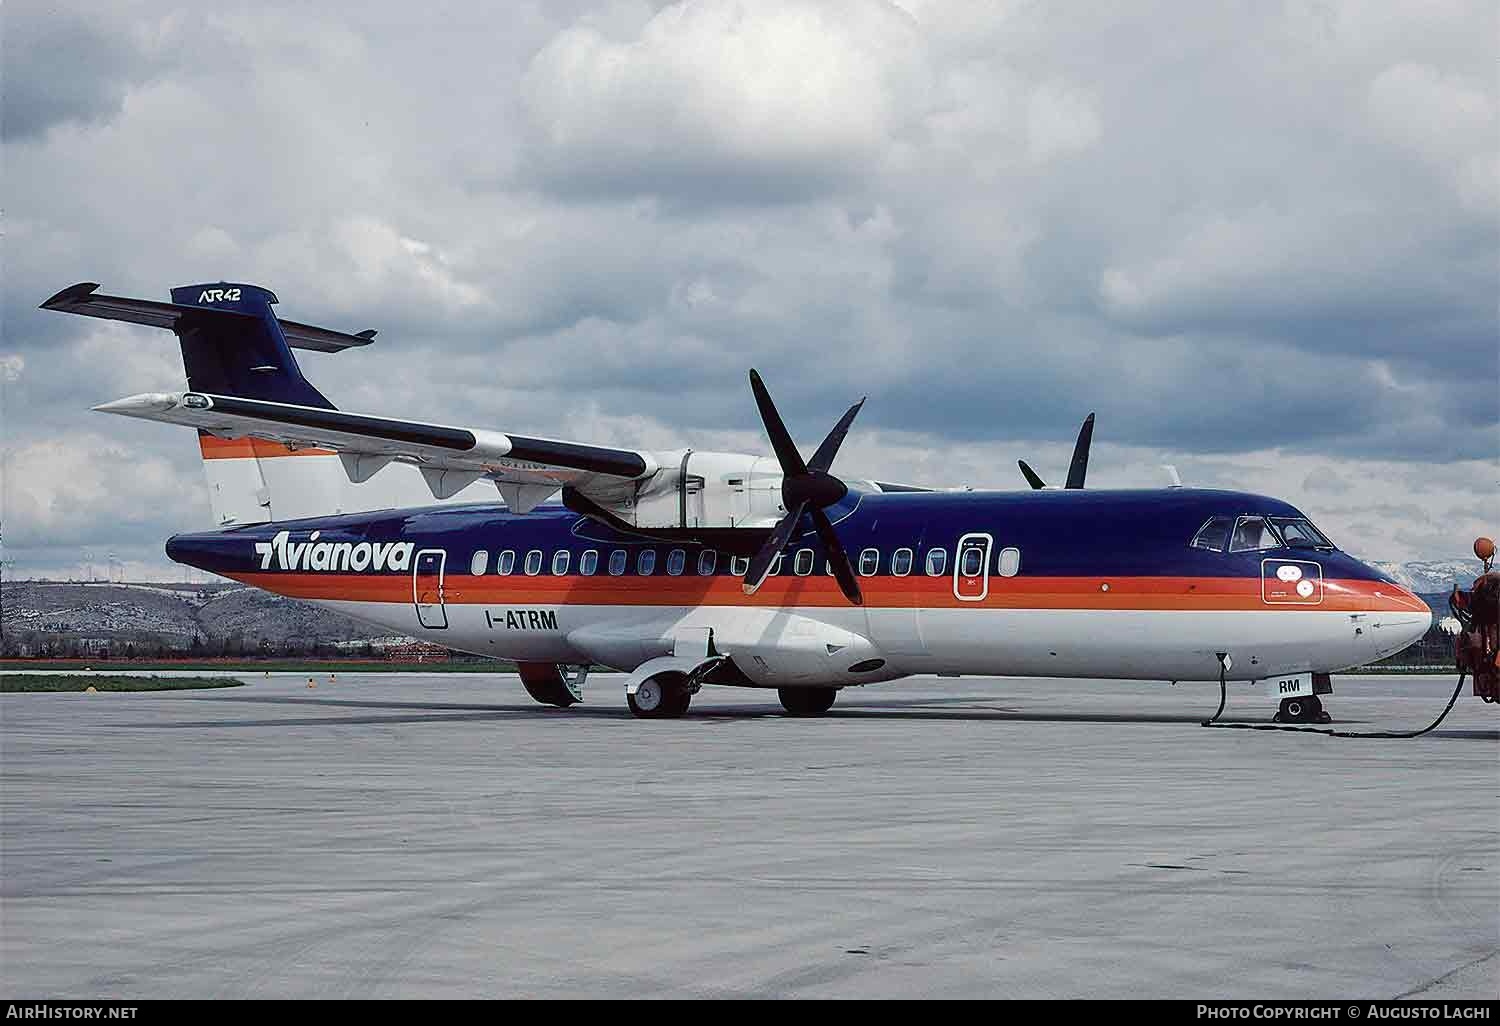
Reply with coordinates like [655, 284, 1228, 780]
[1200, 659, 1468, 739]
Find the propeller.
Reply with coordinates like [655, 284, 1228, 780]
[1017, 412, 1095, 490]
[743, 370, 866, 605]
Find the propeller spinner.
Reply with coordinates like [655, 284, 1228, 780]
[742, 370, 866, 605]
[1018, 412, 1095, 490]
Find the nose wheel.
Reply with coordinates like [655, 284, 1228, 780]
[1275, 696, 1331, 724]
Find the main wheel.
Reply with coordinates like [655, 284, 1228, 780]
[518, 662, 581, 707]
[778, 686, 837, 716]
[627, 673, 691, 719]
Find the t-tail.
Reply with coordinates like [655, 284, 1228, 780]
[41, 281, 404, 526]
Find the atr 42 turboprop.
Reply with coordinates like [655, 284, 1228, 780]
[43, 281, 1433, 720]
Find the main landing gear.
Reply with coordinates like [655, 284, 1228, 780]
[1275, 695, 1332, 724]
[518, 662, 586, 708]
[778, 687, 837, 716]
[627, 672, 694, 719]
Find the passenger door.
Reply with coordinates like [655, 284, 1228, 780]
[954, 533, 992, 602]
[413, 548, 448, 629]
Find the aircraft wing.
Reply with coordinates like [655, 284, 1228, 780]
[96, 391, 656, 511]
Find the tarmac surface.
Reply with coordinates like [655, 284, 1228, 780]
[2, 671, 1496, 999]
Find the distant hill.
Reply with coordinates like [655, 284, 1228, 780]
[1, 579, 408, 656]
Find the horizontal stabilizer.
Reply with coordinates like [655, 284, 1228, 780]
[40, 282, 376, 353]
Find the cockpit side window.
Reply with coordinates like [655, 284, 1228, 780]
[1229, 515, 1281, 552]
[1190, 516, 1234, 552]
[1267, 517, 1334, 550]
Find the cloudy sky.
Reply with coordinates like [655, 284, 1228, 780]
[3, 0, 1496, 580]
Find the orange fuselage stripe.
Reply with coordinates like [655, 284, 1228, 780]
[228, 571, 1427, 614]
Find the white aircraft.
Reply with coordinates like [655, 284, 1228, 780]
[44, 280, 1432, 721]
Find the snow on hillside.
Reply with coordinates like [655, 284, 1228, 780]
[1368, 559, 1486, 593]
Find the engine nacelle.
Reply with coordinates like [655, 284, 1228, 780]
[715, 611, 894, 686]
[579, 450, 783, 529]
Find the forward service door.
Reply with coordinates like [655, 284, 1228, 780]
[413, 548, 448, 629]
[954, 533, 992, 602]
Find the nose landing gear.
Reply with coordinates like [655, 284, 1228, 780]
[1275, 695, 1332, 724]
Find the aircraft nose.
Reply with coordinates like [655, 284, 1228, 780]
[1369, 576, 1433, 656]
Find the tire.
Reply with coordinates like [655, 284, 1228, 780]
[517, 662, 581, 707]
[628, 672, 690, 719]
[778, 686, 837, 716]
[1279, 697, 1321, 724]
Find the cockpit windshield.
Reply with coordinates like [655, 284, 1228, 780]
[1267, 517, 1334, 550]
[1191, 514, 1337, 553]
[1229, 516, 1279, 552]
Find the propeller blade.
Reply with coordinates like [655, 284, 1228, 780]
[1018, 459, 1047, 490]
[810, 508, 863, 605]
[1065, 412, 1095, 490]
[742, 500, 807, 595]
[748, 369, 808, 477]
[808, 397, 866, 474]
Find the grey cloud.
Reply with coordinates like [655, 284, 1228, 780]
[1, 2, 158, 141]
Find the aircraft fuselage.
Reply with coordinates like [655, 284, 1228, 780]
[165, 487, 1432, 687]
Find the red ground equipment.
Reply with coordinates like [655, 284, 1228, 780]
[1449, 536, 1499, 703]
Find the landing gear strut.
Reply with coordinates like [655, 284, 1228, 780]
[627, 672, 693, 719]
[1275, 695, 1331, 724]
[778, 687, 837, 716]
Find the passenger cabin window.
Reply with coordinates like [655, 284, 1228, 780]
[697, 550, 717, 576]
[858, 549, 879, 576]
[771, 554, 784, 575]
[794, 549, 814, 576]
[524, 550, 543, 575]
[1229, 516, 1280, 552]
[667, 549, 686, 576]
[637, 550, 657, 575]
[1191, 516, 1234, 552]
[552, 550, 570, 575]
[496, 550, 515, 575]
[580, 550, 598, 576]
[730, 556, 750, 576]
[892, 548, 913, 576]
[470, 551, 489, 576]
[997, 547, 1021, 577]
[608, 550, 627, 576]
[925, 548, 948, 576]
[959, 546, 983, 577]
[1268, 517, 1333, 550]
